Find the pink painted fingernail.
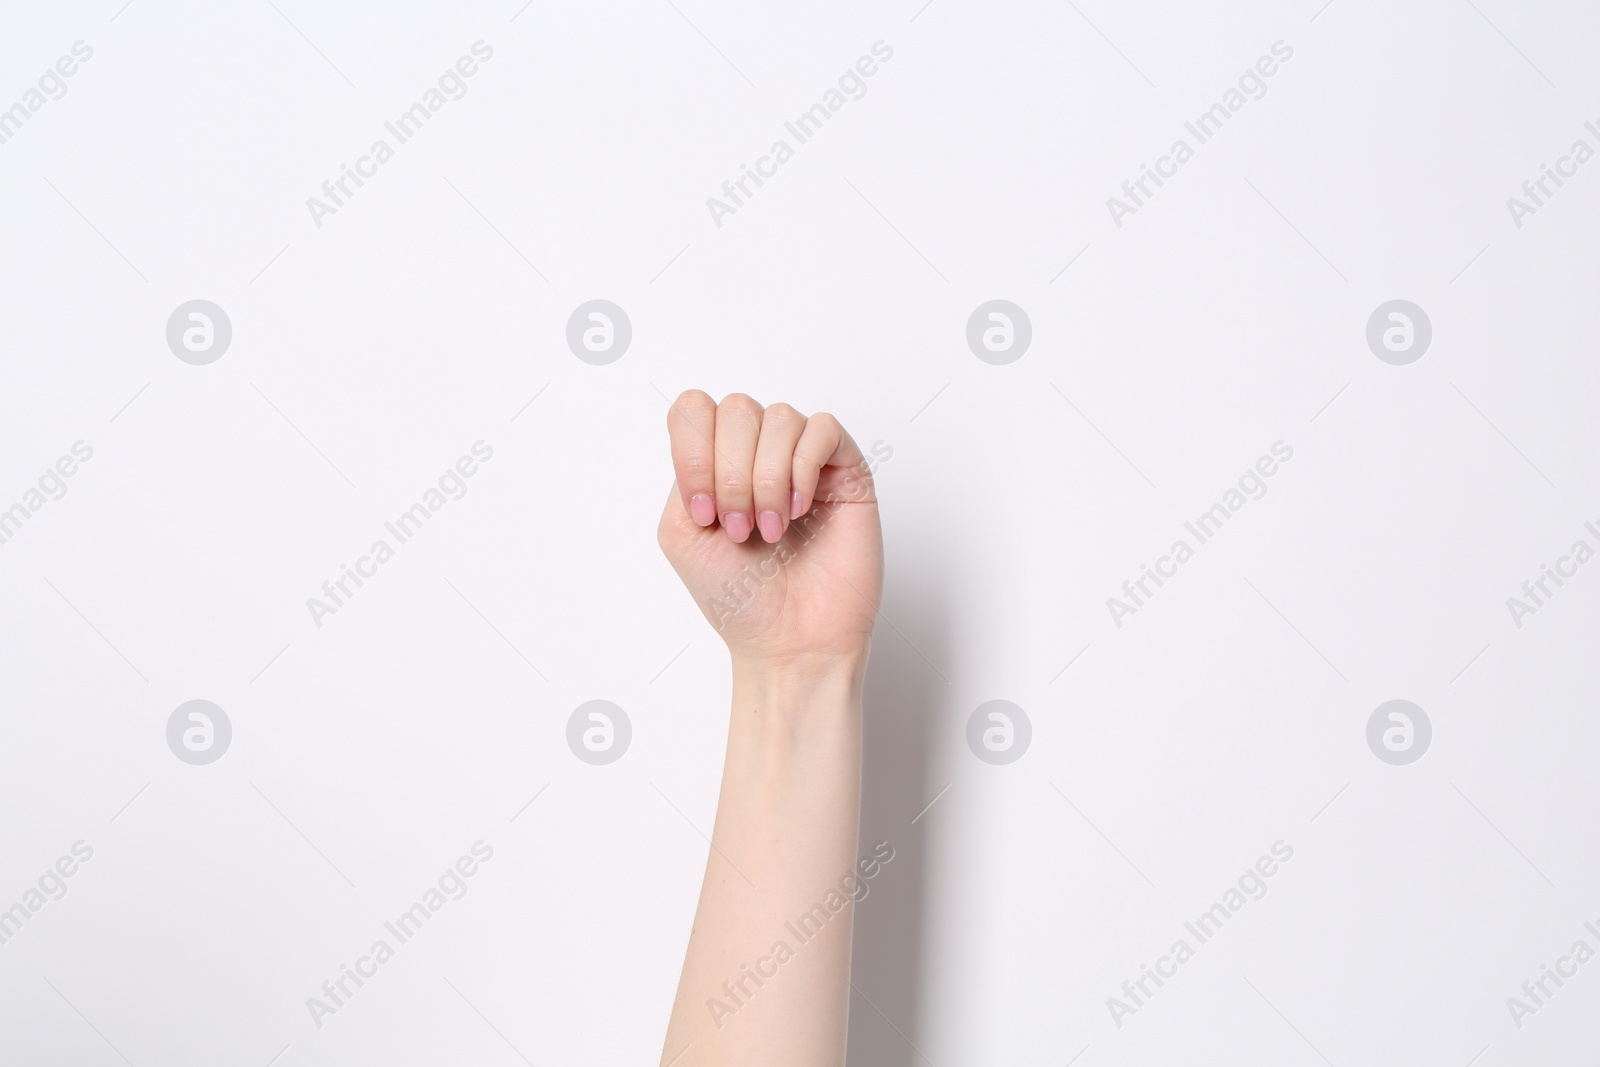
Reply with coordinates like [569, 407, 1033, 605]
[722, 512, 752, 543]
[789, 490, 804, 520]
[757, 510, 783, 543]
[689, 493, 715, 526]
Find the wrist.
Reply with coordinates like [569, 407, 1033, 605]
[730, 650, 869, 703]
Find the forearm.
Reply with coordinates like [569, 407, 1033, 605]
[661, 656, 866, 1067]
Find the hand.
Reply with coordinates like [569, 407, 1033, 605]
[657, 391, 883, 672]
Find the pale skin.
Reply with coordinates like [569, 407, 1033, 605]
[657, 390, 883, 1067]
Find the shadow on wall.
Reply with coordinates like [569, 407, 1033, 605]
[847, 551, 950, 1067]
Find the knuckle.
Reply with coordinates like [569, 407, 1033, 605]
[668, 390, 714, 428]
[679, 449, 712, 481]
[719, 393, 763, 419]
[763, 402, 800, 424]
[675, 388, 713, 410]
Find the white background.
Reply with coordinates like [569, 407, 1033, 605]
[1, 1, 1596, 1064]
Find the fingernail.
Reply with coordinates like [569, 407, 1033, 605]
[689, 493, 715, 527]
[789, 490, 804, 520]
[723, 512, 752, 543]
[757, 510, 783, 543]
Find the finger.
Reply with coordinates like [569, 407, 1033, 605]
[791, 412, 868, 518]
[713, 393, 763, 542]
[666, 389, 719, 526]
[751, 403, 807, 543]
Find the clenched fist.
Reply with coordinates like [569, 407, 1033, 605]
[657, 391, 884, 670]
